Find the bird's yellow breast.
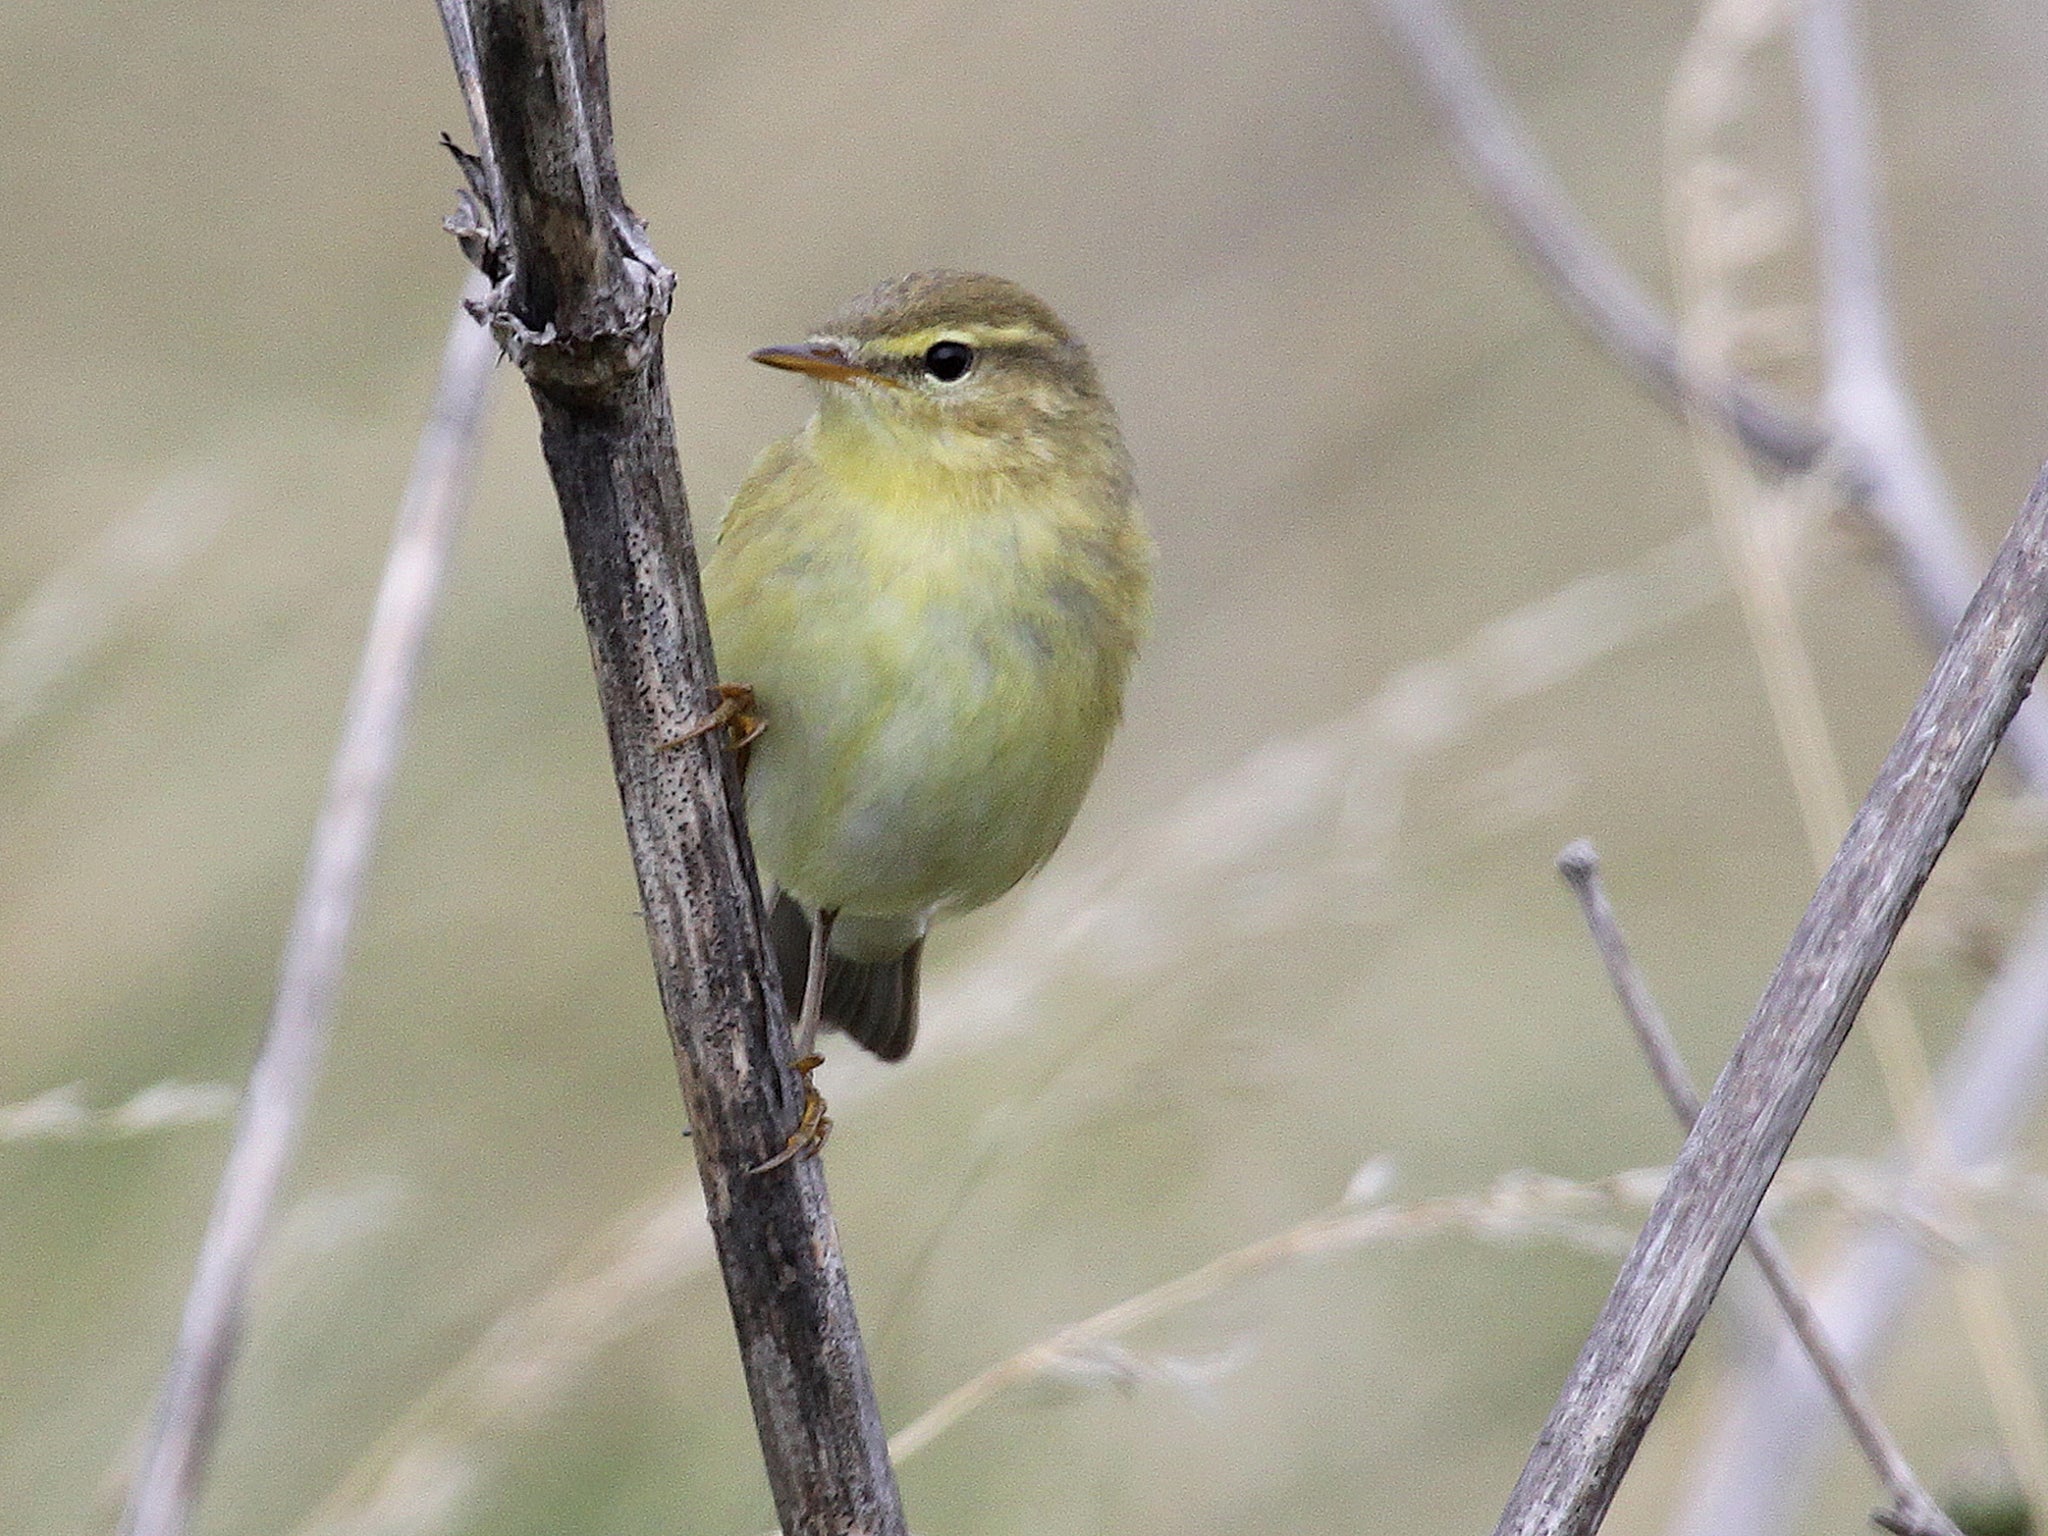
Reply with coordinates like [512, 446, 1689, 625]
[703, 420, 1150, 935]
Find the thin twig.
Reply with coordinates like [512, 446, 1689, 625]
[1556, 841, 1961, 1536]
[118, 278, 497, 1536]
[1492, 461, 2048, 1536]
[434, 4, 906, 1531]
[1671, 865, 2048, 1536]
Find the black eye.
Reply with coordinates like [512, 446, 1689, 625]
[921, 340, 975, 382]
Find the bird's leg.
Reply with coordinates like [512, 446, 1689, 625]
[753, 908, 836, 1174]
[751, 1059, 830, 1174]
[794, 906, 834, 1059]
[659, 682, 765, 754]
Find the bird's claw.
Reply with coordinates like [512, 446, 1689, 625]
[751, 1054, 831, 1174]
[661, 683, 764, 754]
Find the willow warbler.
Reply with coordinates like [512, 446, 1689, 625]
[703, 271, 1151, 1066]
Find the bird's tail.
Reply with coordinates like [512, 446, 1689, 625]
[767, 893, 922, 1062]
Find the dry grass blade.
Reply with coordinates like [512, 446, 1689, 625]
[0, 1082, 238, 1142]
[0, 474, 234, 745]
[884, 1166, 1637, 1468]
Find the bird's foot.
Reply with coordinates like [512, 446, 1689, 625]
[660, 683, 764, 754]
[752, 1054, 832, 1173]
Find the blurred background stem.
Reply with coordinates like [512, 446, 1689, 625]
[118, 279, 495, 1536]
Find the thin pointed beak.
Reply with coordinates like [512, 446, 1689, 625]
[749, 342, 899, 387]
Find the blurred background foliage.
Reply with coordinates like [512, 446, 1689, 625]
[3, 1, 2046, 1532]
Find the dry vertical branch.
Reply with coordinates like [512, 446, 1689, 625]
[432, 3, 907, 1532]
[118, 277, 498, 1536]
[1556, 841, 1961, 1536]
[1491, 461, 2048, 1536]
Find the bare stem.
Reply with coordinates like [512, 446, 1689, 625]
[434, 4, 906, 1531]
[1492, 461, 2048, 1536]
[118, 279, 497, 1536]
[1556, 841, 1961, 1536]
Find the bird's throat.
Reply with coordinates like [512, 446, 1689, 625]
[809, 394, 1053, 515]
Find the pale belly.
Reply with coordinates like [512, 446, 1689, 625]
[737, 578, 1120, 921]
[708, 505, 1137, 933]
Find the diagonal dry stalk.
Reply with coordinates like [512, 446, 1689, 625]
[1482, 6, 2048, 1523]
[1664, 0, 2048, 1518]
[1490, 459, 2048, 1536]
[1791, 0, 2048, 1511]
[432, 4, 905, 1532]
[1669, 868, 2048, 1536]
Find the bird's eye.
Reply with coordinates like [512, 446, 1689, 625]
[921, 340, 976, 382]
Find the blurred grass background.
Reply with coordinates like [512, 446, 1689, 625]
[4, 1, 2046, 1532]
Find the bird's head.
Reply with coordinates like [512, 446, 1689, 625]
[751, 270, 1126, 491]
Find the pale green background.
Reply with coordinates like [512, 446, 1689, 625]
[3, 2, 2045, 1533]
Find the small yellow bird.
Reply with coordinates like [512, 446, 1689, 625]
[704, 271, 1152, 1071]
